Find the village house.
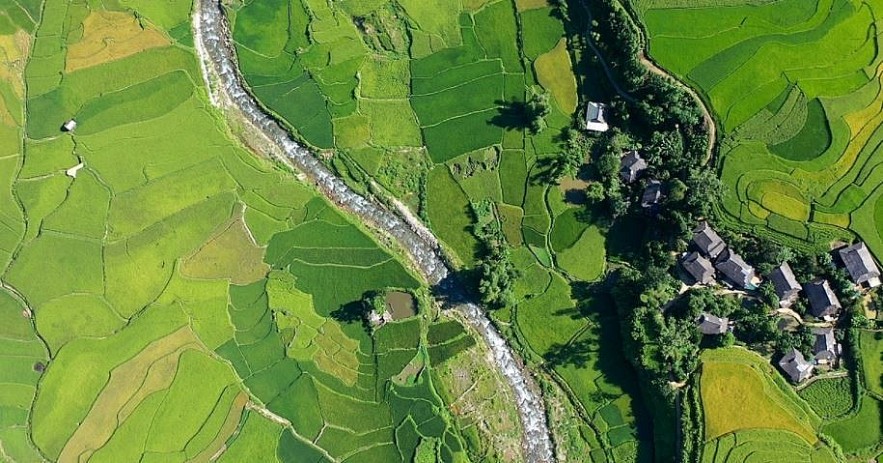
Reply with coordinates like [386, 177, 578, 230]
[696, 312, 728, 335]
[585, 101, 610, 132]
[779, 348, 814, 383]
[692, 221, 726, 259]
[640, 180, 663, 213]
[769, 262, 801, 307]
[619, 150, 647, 184]
[838, 242, 881, 288]
[681, 251, 715, 285]
[714, 248, 756, 289]
[803, 279, 841, 319]
[62, 119, 77, 132]
[811, 327, 840, 366]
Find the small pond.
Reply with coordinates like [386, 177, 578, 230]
[386, 291, 416, 320]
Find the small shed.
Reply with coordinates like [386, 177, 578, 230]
[696, 312, 728, 335]
[779, 348, 813, 383]
[640, 180, 663, 212]
[619, 150, 647, 184]
[692, 221, 726, 259]
[803, 279, 841, 319]
[585, 102, 610, 132]
[681, 251, 715, 285]
[811, 327, 839, 365]
[769, 262, 801, 307]
[62, 119, 77, 132]
[714, 248, 756, 289]
[838, 242, 881, 288]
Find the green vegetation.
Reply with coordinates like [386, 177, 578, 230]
[798, 377, 855, 420]
[638, 0, 883, 253]
[229, 0, 651, 459]
[0, 0, 485, 460]
[822, 394, 882, 454]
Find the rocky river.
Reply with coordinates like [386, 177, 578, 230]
[192, 2, 554, 461]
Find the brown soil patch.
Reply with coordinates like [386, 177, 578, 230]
[385, 291, 416, 320]
[558, 177, 589, 205]
[66, 11, 170, 73]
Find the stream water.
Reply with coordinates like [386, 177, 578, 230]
[192, 2, 553, 461]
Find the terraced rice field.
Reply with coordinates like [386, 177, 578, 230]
[229, 0, 646, 460]
[697, 348, 837, 461]
[0, 0, 489, 460]
[637, 0, 883, 254]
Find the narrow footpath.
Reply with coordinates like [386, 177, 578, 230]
[191, 1, 553, 461]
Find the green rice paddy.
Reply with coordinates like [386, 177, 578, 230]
[229, 0, 647, 459]
[638, 0, 883, 253]
[0, 0, 491, 460]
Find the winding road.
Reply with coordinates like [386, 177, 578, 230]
[191, 1, 553, 461]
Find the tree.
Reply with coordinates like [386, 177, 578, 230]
[525, 87, 551, 134]
[477, 245, 519, 309]
[685, 167, 721, 216]
[585, 182, 605, 204]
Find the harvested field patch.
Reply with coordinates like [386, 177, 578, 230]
[181, 215, 269, 285]
[700, 348, 819, 444]
[535, 39, 577, 114]
[65, 11, 169, 72]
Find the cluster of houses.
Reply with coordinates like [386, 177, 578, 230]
[679, 221, 882, 383]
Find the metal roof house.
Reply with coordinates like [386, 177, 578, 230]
[585, 102, 610, 132]
[803, 279, 841, 319]
[838, 242, 881, 288]
[696, 312, 728, 335]
[692, 221, 726, 259]
[811, 327, 839, 365]
[769, 262, 801, 307]
[714, 248, 756, 289]
[779, 348, 814, 383]
[62, 119, 77, 132]
[619, 150, 647, 184]
[682, 251, 715, 285]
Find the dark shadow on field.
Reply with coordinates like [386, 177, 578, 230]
[490, 100, 531, 131]
[544, 278, 654, 457]
[330, 300, 366, 324]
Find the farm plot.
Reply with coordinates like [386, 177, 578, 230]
[640, 0, 883, 254]
[822, 394, 883, 454]
[699, 348, 821, 444]
[217, 274, 472, 461]
[859, 330, 883, 398]
[2, 0, 478, 460]
[230, 0, 647, 460]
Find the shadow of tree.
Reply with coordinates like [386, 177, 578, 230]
[490, 99, 530, 131]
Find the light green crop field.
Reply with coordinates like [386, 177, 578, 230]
[638, 0, 883, 253]
[0, 0, 494, 460]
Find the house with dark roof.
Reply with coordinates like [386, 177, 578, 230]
[692, 221, 726, 259]
[779, 348, 813, 383]
[769, 262, 801, 307]
[803, 279, 841, 319]
[811, 327, 840, 365]
[682, 251, 715, 285]
[641, 180, 663, 213]
[696, 312, 728, 335]
[714, 248, 756, 289]
[585, 102, 610, 132]
[619, 150, 647, 184]
[838, 242, 881, 288]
